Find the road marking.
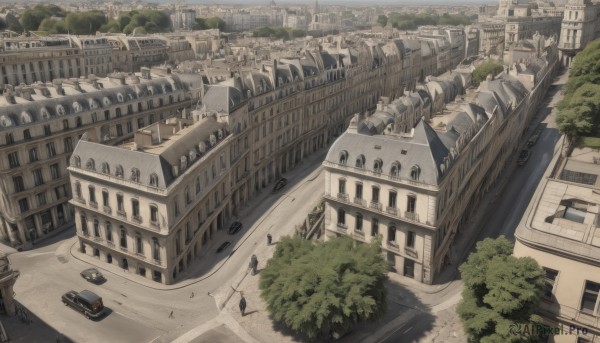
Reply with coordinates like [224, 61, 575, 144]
[403, 327, 413, 334]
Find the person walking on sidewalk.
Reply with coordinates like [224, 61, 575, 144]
[239, 295, 247, 317]
[267, 234, 272, 245]
[169, 310, 174, 319]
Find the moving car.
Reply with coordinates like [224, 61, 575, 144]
[527, 126, 543, 147]
[62, 290, 105, 319]
[80, 268, 105, 284]
[228, 221, 243, 235]
[517, 149, 530, 166]
[217, 241, 231, 253]
[272, 178, 288, 192]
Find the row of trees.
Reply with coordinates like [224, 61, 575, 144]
[472, 61, 504, 86]
[377, 13, 473, 30]
[556, 38, 600, 144]
[252, 26, 306, 40]
[193, 17, 226, 31]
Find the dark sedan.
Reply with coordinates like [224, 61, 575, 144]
[272, 178, 288, 192]
[80, 268, 105, 284]
[228, 221, 243, 235]
[217, 241, 231, 253]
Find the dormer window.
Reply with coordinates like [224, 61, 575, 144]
[149, 173, 159, 187]
[131, 168, 140, 182]
[373, 159, 383, 173]
[180, 156, 188, 171]
[115, 165, 124, 178]
[390, 162, 401, 177]
[101, 162, 110, 174]
[86, 159, 95, 170]
[339, 150, 348, 165]
[72, 155, 81, 168]
[355, 155, 365, 169]
[410, 165, 421, 181]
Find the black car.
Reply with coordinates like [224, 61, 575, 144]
[62, 290, 105, 320]
[272, 178, 288, 192]
[217, 241, 231, 253]
[80, 268, 105, 284]
[228, 221, 243, 235]
[517, 149, 530, 166]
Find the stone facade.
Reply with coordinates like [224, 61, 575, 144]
[0, 72, 191, 248]
[558, 0, 600, 66]
[514, 147, 600, 342]
[322, 38, 559, 284]
[107, 36, 169, 73]
[69, 36, 113, 77]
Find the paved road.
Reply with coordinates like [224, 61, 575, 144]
[7, 150, 328, 343]
[382, 70, 568, 343]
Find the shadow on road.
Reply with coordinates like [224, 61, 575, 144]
[2, 300, 74, 342]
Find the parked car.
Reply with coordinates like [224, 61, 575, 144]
[80, 268, 105, 284]
[272, 178, 288, 192]
[217, 241, 231, 253]
[517, 149, 530, 166]
[228, 221, 243, 235]
[527, 126, 543, 147]
[62, 290, 105, 319]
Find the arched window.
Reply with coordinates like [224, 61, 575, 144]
[149, 173, 159, 187]
[337, 208, 346, 226]
[101, 162, 110, 174]
[355, 213, 363, 232]
[388, 225, 396, 242]
[130, 168, 140, 182]
[339, 150, 348, 165]
[105, 222, 112, 242]
[136, 232, 143, 254]
[390, 162, 401, 177]
[80, 215, 88, 235]
[195, 176, 201, 194]
[115, 165, 124, 178]
[72, 155, 81, 167]
[120, 227, 127, 248]
[93, 219, 100, 237]
[75, 181, 82, 198]
[152, 237, 160, 261]
[355, 155, 366, 168]
[185, 187, 191, 204]
[410, 165, 421, 181]
[86, 159, 95, 170]
[373, 158, 383, 173]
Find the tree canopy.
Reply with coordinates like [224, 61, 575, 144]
[259, 236, 388, 341]
[472, 61, 504, 86]
[377, 15, 388, 28]
[19, 4, 66, 31]
[556, 38, 600, 142]
[457, 236, 545, 343]
[383, 12, 472, 30]
[252, 26, 305, 40]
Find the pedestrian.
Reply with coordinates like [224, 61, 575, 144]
[190, 292, 195, 298]
[239, 296, 246, 317]
[267, 234, 272, 245]
[169, 310, 174, 319]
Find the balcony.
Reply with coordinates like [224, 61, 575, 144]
[103, 206, 112, 215]
[107, 241, 115, 248]
[117, 210, 126, 218]
[353, 230, 365, 238]
[89, 201, 98, 209]
[353, 198, 366, 206]
[405, 211, 419, 222]
[132, 215, 142, 224]
[337, 193, 349, 202]
[370, 202, 382, 211]
[386, 206, 398, 216]
[336, 223, 347, 233]
[405, 247, 418, 259]
[75, 197, 86, 204]
[150, 220, 160, 228]
[386, 241, 399, 252]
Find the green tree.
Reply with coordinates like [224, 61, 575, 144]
[377, 15, 388, 27]
[472, 61, 504, 86]
[457, 236, 545, 343]
[556, 38, 600, 141]
[260, 236, 388, 341]
[193, 17, 207, 30]
[205, 17, 226, 30]
[5, 14, 23, 33]
[20, 11, 44, 31]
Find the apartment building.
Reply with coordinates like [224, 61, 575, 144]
[0, 36, 83, 88]
[558, 0, 600, 66]
[322, 38, 559, 284]
[69, 36, 113, 77]
[107, 36, 169, 73]
[0, 72, 191, 248]
[514, 147, 600, 343]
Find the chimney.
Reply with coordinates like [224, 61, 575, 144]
[53, 80, 64, 95]
[141, 67, 151, 80]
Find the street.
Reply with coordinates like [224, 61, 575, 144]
[379, 70, 567, 343]
[6, 149, 328, 343]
